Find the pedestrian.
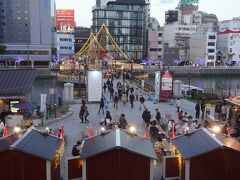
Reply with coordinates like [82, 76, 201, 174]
[79, 104, 85, 123]
[113, 92, 119, 109]
[205, 101, 211, 115]
[0, 120, 4, 136]
[214, 102, 222, 119]
[83, 106, 89, 123]
[105, 110, 112, 127]
[98, 98, 105, 115]
[129, 93, 135, 109]
[135, 88, 139, 101]
[130, 85, 134, 94]
[221, 103, 228, 121]
[72, 140, 82, 156]
[139, 95, 145, 110]
[178, 110, 184, 123]
[103, 82, 107, 93]
[155, 109, 161, 124]
[201, 100, 206, 119]
[118, 87, 122, 100]
[228, 105, 234, 122]
[176, 98, 181, 112]
[121, 91, 127, 106]
[195, 101, 200, 119]
[149, 120, 159, 141]
[110, 87, 114, 100]
[118, 113, 128, 129]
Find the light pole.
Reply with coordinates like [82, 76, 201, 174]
[188, 73, 191, 98]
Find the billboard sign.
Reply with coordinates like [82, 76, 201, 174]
[56, 9, 75, 33]
[160, 70, 173, 100]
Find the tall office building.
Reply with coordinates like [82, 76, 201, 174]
[92, 0, 149, 61]
[0, 0, 56, 65]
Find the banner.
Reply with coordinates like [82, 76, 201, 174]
[40, 94, 47, 112]
[56, 9, 75, 33]
[160, 70, 173, 100]
[155, 71, 160, 100]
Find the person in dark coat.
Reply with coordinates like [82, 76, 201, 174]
[195, 101, 200, 119]
[98, 98, 105, 115]
[201, 100, 206, 119]
[118, 113, 128, 129]
[129, 93, 135, 109]
[103, 83, 107, 93]
[105, 111, 112, 127]
[110, 87, 114, 100]
[79, 105, 85, 123]
[155, 109, 161, 124]
[149, 120, 159, 141]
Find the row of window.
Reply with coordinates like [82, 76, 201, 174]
[3, 50, 49, 55]
[58, 38, 73, 42]
[59, 46, 73, 50]
[149, 48, 162, 52]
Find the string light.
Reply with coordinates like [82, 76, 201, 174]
[52, 141, 65, 169]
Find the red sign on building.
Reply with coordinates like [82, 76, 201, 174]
[56, 9, 75, 33]
[160, 70, 174, 100]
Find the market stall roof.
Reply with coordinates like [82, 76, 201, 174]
[0, 127, 63, 160]
[225, 97, 240, 106]
[0, 69, 37, 99]
[172, 128, 240, 160]
[81, 128, 157, 160]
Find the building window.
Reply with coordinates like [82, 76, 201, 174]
[158, 33, 162, 37]
[208, 42, 215, 46]
[158, 55, 162, 58]
[158, 41, 162, 44]
[158, 48, 162, 52]
[229, 48, 232, 53]
[208, 55, 214, 60]
[208, 49, 215, 53]
[208, 35, 216, 39]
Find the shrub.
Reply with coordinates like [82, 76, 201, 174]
[193, 93, 219, 101]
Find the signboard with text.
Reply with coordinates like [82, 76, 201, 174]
[160, 70, 173, 100]
[56, 9, 75, 33]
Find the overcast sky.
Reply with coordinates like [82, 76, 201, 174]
[55, 0, 240, 27]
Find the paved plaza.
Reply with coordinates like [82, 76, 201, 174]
[38, 78, 202, 179]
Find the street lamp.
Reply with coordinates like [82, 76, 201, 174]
[188, 73, 191, 98]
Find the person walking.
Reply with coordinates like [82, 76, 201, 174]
[110, 87, 114, 100]
[105, 111, 112, 126]
[79, 104, 85, 123]
[155, 109, 161, 124]
[103, 83, 107, 93]
[83, 106, 89, 123]
[176, 98, 181, 112]
[98, 98, 105, 115]
[129, 93, 135, 109]
[221, 103, 228, 121]
[195, 101, 200, 119]
[205, 101, 211, 115]
[201, 100, 206, 119]
[121, 91, 127, 106]
[113, 92, 119, 109]
[135, 88, 139, 101]
[139, 95, 145, 110]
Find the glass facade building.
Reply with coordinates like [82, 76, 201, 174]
[92, 0, 148, 61]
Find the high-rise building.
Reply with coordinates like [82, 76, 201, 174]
[217, 18, 240, 65]
[74, 26, 91, 54]
[92, 0, 149, 61]
[56, 9, 75, 59]
[0, 0, 56, 65]
[163, 0, 218, 65]
[147, 17, 164, 62]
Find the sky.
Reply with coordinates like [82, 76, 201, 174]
[55, 0, 240, 27]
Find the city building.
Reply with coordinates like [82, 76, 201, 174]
[147, 17, 164, 63]
[217, 18, 240, 65]
[189, 24, 217, 66]
[0, 0, 56, 66]
[56, 9, 75, 59]
[56, 33, 75, 59]
[92, 0, 149, 61]
[74, 26, 91, 54]
[163, 0, 218, 65]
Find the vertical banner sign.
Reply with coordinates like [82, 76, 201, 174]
[40, 94, 47, 112]
[160, 70, 173, 100]
[155, 71, 160, 100]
